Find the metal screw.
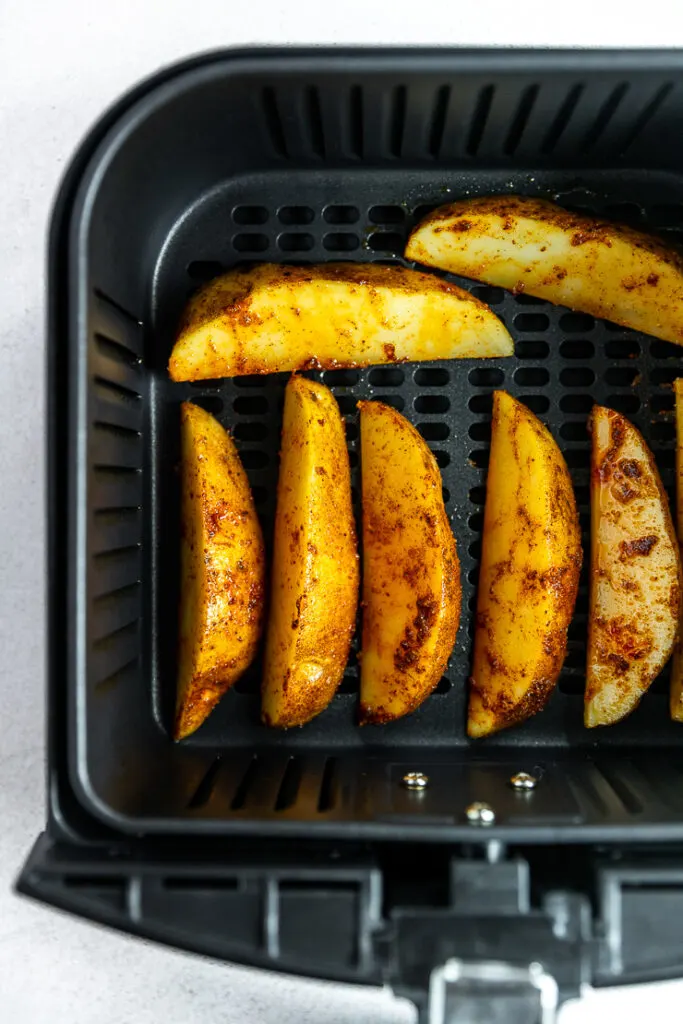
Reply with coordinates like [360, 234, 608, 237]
[510, 771, 538, 791]
[402, 771, 429, 790]
[465, 801, 496, 825]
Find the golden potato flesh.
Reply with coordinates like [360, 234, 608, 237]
[406, 195, 683, 345]
[468, 391, 582, 738]
[168, 262, 513, 381]
[359, 401, 461, 724]
[586, 406, 681, 727]
[262, 376, 359, 727]
[671, 380, 683, 721]
[176, 402, 265, 740]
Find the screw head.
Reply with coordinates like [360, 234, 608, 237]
[510, 771, 538, 791]
[465, 801, 496, 825]
[402, 771, 429, 790]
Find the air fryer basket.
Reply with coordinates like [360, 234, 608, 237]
[56, 49, 683, 845]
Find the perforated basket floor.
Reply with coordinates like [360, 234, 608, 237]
[142, 170, 683, 759]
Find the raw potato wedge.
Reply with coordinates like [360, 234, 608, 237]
[469, 391, 582, 738]
[168, 262, 513, 380]
[262, 376, 359, 727]
[359, 401, 461, 723]
[406, 195, 683, 346]
[586, 406, 681, 728]
[671, 380, 683, 721]
[176, 402, 265, 740]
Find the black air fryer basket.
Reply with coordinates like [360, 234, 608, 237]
[19, 48, 683, 1021]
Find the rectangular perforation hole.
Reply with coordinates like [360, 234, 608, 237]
[278, 233, 314, 252]
[233, 205, 268, 225]
[366, 232, 403, 253]
[278, 205, 314, 225]
[324, 233, 359, 252]
[324, 204, 359, 224]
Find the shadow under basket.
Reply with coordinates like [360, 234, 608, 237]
[20, 47, 683, 1013]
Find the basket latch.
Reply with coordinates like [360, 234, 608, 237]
[428, 958, 558, 1024]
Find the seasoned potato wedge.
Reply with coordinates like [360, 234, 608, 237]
[168, 262, 513, 380]
[262, 376, 359, 727]
[176, 402, 265, 740]
[669, 379, 683, 721]
[406, 195, 683, 345]
[359, 401, 460, 723]
[586, 406, 681, 727]
[468, 391, 582, 738]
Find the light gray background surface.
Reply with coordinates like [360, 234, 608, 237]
[2, 3, 683, 1020]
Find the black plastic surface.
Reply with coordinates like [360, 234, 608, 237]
[54, 48, 683, 839]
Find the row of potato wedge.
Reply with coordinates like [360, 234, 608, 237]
[175, 378, 683, 741]
[169, 194, 683, 384]
[176, 380, 459, 739]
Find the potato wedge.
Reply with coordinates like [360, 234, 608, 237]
[262, 376, 359, 727]
[406, 195, 683, 345]
[168, 262, 513, 380]
[586, 406, 681, 727]
[468, 391, 582, 738]
[176, 402, 265, 740]
[359, 401, 460, 723]
[669, 379, 683, 720]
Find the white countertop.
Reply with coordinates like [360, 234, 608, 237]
[3, 3, 683, 1021]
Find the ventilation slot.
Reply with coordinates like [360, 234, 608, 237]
[93, 657, 138, 694]
[620, 83, 674, 154]
[504, 84, 539, 155]
[230, 756, 259, 810]
[95, 332, 140, 368]
[467, 84, 494, 156]
[348, 85, 363, 158]
[541, 84, 584, 154]
[306, 86, 325, 158]
[582, 83, 629, 150]
[93, 288, 142, 328]
[596, 763, 644, 815]
[94, 376, 141, 402]
[428, 85, 450, 157]
[317, 757, 338, 812]
[389, 85, 407, 158]
[188, 757, 223, 810]
[262, 87, 288, 158]
[275, 757, 303, 811]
